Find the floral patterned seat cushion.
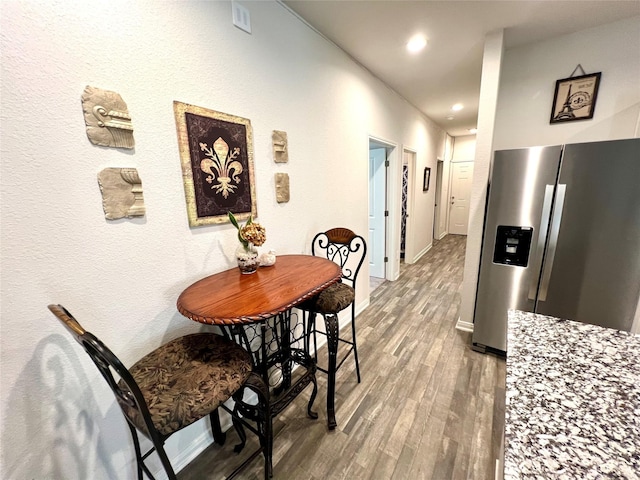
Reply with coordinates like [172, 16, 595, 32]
[299, 282, 355, 314]
[118, 333, 253, 437]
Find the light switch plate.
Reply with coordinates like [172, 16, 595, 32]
[232, 2, 251, 34]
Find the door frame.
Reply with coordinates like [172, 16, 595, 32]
[448, 161, 475, 235]
[433, 158, 445, 240]
[368, 146, 386, 278]
[368, 135, 398, 281]
[402, 148, 417, 263]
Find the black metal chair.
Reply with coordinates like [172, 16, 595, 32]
[299, 228, 367, 383]
[48, 304, 272, 480]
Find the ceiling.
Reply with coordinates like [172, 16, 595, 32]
[282, 1, 640, 137]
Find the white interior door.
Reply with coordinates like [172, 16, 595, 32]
[369, 148, 386, 278]
[448, 161, 474, 235]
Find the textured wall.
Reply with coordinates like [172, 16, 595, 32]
[452, 134, 476, 162]
[0, 1, 443, 478]
[494, 16, 640, 149]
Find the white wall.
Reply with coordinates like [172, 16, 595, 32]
[459, 17, 640, 327]
[401, 125, 442, 266]
[0, 1, 444, 478]
[494, 16, 640, 149]
[452, 135, 476, 162]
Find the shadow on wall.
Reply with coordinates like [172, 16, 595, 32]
[2, 334, 130, 479]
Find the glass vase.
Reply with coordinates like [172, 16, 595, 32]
[235, 243, 259, 274]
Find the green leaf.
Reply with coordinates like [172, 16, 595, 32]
[228, 211, 240, 229]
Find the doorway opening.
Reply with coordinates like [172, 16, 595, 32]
[401, 163, 408, 260]
[368, 137, 395, 293]
[448, 161, 474, 235]
[401, 149, 416, 263]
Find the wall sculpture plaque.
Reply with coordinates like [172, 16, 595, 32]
[81, 86, 134, 149]
[272, 130, 288, 163]
[275, 173, 290, 203]
[173, 101, 256, 226]
[97, 168, 145, 220]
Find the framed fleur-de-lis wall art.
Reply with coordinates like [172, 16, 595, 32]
[173, 101, 257, 227]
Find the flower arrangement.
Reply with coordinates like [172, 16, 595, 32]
[228, 211, 266, 249]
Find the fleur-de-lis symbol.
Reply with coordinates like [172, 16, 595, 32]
[199, 137, 243, 198]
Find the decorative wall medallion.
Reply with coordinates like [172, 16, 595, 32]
[97, 168, 145, 220]
[81, 86, 134, 149]
[275, 173, 290, 203]
[173, 101, 256, 227]
[272, 130, 288, 163]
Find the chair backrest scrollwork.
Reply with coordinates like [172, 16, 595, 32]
[311, 227, 367, 288]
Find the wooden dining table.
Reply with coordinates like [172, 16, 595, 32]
[177, 254, 344, 429]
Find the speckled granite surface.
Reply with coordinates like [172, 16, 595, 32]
[504, 310, 640, 480]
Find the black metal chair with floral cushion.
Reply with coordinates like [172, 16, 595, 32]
[299, 228, 367, 384]
[48, 304, 272, 480]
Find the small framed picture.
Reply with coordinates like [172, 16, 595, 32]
[173, 101, 256, 227]
[423, 167, 431, 192]
[550, 72, 601, 124]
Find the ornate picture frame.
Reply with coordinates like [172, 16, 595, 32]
[174, 101, 256, 227]
[550, 72, 601, 124]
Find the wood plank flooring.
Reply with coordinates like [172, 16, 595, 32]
[179, 235, 506, 480]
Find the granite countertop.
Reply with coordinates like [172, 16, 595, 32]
[504, 310, 640, 479]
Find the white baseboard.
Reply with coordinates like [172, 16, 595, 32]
[455, 317, 474, 333]
[411, 242, 433, 264]
[170, 430, 216, 477]
[354, 298, 370, 319]
[154, 401, 237, 479]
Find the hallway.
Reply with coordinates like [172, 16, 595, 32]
[180, 234, 506, 479]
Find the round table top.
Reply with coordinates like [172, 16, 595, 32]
[177, 254, 342, 325]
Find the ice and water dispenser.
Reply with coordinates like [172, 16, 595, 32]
[493, 226, 533, 267]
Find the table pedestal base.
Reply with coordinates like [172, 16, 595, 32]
[222, 315, 319, 424]
[271, 349, 318, 419]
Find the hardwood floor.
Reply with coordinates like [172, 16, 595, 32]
[179, 235, 506, 480]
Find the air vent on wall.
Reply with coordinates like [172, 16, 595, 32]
[232, 2, 251, 34]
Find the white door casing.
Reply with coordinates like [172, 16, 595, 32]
[433, 159, 444, 240]
[448, 161, 474, 235]
[369, 148, 386, 278]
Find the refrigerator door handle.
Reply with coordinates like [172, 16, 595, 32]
[538, 184, 567, 302]
[528, 185, 555, 300]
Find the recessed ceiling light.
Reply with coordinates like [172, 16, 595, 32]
[446, 115, 455, 120]
[451, 103, 464, 111]
[469, 128, 478, 134]
[406, 35, 427, 53]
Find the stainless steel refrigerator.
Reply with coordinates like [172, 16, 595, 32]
[472, 138, 640, 354]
